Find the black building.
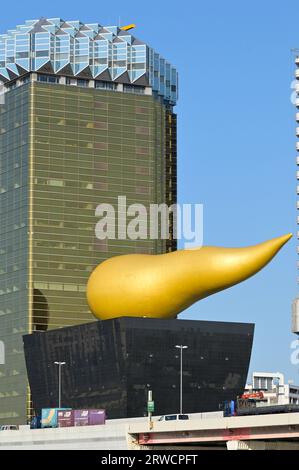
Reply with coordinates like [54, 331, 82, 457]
[23, 318, 254, 419]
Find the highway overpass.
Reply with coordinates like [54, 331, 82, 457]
[127, 412, 299, 450]
[1, 412, 299, 450]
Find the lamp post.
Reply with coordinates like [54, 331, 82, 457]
[54, 361, 66, 408]
[175, 345, 188, 415]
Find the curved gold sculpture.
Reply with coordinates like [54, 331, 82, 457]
[86, 233, 292, 320]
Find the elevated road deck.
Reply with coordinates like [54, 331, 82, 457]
[127, 412, 299, 450]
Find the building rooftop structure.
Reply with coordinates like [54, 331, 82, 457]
[245, 371, 299, 406]
[0, 18, 178, 105]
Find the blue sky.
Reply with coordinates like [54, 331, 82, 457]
[2, 1, 299, 383]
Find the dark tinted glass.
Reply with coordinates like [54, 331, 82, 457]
[23, 317, 254, 419]
[165, 415, 176, 421]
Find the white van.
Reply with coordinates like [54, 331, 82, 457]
[158, 414, 189, 421]
[0, 425, 19, 431]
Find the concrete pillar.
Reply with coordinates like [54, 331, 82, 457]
[227, 440, 299, 450]
[89, 80, 95, 88]
[59, 76, 66, 85]
[227, 440, 264, 450]
[117, 83, 123, 92]
[144, 87, 152, 96]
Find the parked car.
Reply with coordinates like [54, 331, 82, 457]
[0, 425, 19, 431]
[158, 414, 189, 421]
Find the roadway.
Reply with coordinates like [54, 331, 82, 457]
[127, 412, 299, 450]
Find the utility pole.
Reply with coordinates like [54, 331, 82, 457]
[147, 389, 154, 429]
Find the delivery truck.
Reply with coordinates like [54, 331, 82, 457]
[41, 408, 71, 428]
[74, 409, 106, 426]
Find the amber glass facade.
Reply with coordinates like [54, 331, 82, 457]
[0, 84, 29, 424]
[0, 78, 177, 424]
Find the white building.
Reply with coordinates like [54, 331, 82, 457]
[245, 372, 299, 406]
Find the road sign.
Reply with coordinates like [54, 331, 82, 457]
[147, 401, 155, 413]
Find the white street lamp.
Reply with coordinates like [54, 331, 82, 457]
[54, 361, 66, 408]
[175, 345, 188, 415]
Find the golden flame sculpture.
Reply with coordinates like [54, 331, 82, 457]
[86, 234, 292, 320]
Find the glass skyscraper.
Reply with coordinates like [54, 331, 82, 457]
[0, 18, 178, 424]
[293, 55, 299, 336]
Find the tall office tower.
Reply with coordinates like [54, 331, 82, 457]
[0, 18, 178, 424]
[294, 56, 299, 336]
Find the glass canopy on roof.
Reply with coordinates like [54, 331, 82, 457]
[0, 18, 178, 105]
